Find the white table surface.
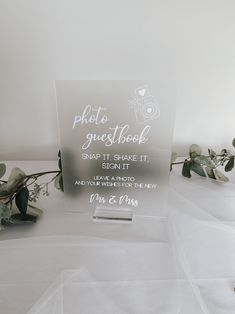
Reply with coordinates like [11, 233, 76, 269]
[0, 160, 235, 314]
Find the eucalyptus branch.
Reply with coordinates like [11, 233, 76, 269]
[172, 154, 235, 166]
[171, 139, 235, 182]
[0, 152, 63, 229]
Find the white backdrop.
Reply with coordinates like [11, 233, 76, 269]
[1, 0, 235, 160]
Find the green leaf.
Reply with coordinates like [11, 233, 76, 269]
[1, 168, 26, 195]
[191, 161, 206, 177]
[59, 174, 63, 191]
[8, 168, 26, 183]
[15, 186, 29, 216]
[221, 149, 228, 155]
[27, 204, 43, 217]
[232, 138, 235, 148]
[225, 156, 235, 172]
[208, 149, 216, 159]
[170, 152, 177, 171]
[0, 201, 11, 222]
[0, 163, 6, 179]
[58, 158, 62, 171]
[214, 169, 229, 182]
[1, 218, 16, 227]
[194, 155, 215, 168]
[54, 173, 64, 191]
[182, 160, 191, 178]
[189, 144, 202, 158]
[171, 152, 177, 163]
[58, 150, 62, 170]
[0, 184, 11, 198]
[205, 167, 216, 179]
[11, 213, 37, 224]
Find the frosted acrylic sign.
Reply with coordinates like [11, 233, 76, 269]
[56, 80, 175, 221]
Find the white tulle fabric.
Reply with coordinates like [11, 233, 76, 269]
[0, 169, 235, 313]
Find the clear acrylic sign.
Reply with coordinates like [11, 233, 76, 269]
[56, 80, 175, 221]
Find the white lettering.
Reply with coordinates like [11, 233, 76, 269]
[72, 105, 108, 128]
[82, 125, 151, 150]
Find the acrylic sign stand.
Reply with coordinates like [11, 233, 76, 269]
[56, 80, 175, 222]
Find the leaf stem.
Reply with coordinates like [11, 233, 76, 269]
[26, 170, 61, 178]
[171, 161, 188, 165]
